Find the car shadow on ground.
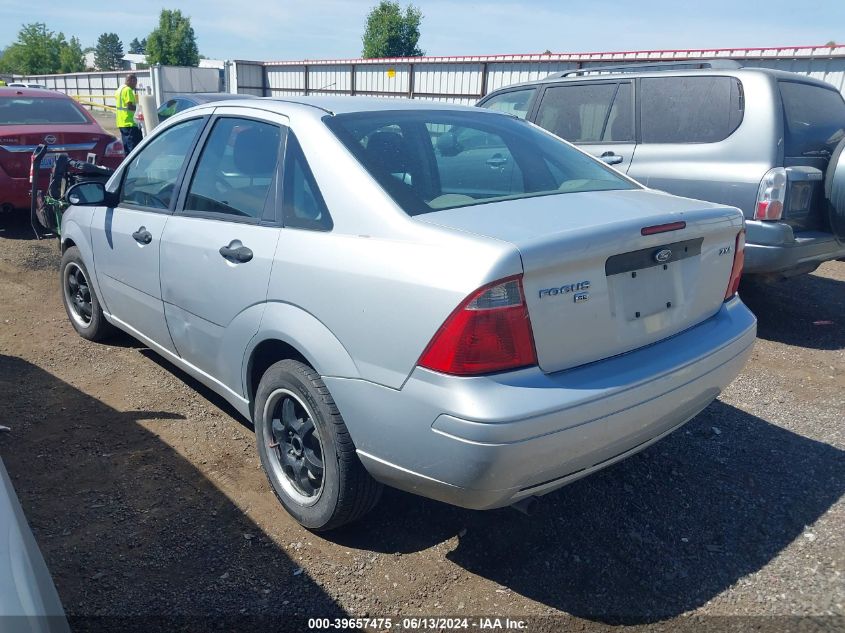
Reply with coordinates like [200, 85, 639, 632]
[741, 271, 845, 350]
[0, 354, 344, 631]
[335, 400, 845, 624]
[0, 211, 45, 241]
[137, 348, 253, 430]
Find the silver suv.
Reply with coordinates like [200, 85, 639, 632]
[59, 97, 755, 530]
[478, 61, 845, 280]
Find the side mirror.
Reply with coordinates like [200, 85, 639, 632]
[66, 181, 107, 206]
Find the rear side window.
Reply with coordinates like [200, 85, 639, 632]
[282, 132, 332, 231]
[779, 81, 845, 157]
[480, 88, 536, 120]
[0, 97, 88, 124]
[536, 83, 618, 142]
[640, 76, 743, 143]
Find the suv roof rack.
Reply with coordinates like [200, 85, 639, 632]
[548, 59, 743, 79]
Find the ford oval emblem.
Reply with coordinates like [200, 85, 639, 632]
[44, 134, 57, 144]
[654, 249, 672, 263]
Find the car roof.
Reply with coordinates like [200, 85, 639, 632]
[245, 95, 479, 116]
[0, 87, 65, 98]
[485, 66, 838, 93]
[178, 92, 260, 104]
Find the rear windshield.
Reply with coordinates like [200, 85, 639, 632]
[779, 81, 845, 157]
[0, 97, 89, 125]
[324, 110, 637, 216]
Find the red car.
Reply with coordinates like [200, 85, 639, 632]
[0, 87, 125, 211]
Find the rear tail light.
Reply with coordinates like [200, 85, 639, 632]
[105, 139, 125, 158]
[724, 230, 745, 300]
[418, 275, 537, 376]
[755, 167, 787, 220]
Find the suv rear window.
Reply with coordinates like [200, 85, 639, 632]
[0, 97, 89, 125]
[325, 110, 637, 216]
[779, 81, 845, 157]
[640, 76, 743, 144]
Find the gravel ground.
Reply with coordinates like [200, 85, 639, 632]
[0, 213, 842, 632]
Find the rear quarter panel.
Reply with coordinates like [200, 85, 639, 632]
[266, 225, 522, 389]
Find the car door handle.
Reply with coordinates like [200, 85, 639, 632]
[219, 242, 253, 263]
[600, 152, 624, 166]
[132, 227, 152, 244]
[486, 154, 508, 169]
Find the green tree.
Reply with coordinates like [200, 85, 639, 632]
[128, 37, 147, 54]
[362, 1, 424, 58]
[0, 23, 61, 74]
[95, 32, 124, 70]
[58, 35, 85, 73]
[146, 9, 199, 66]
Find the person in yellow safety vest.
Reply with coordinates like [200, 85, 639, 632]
[0, 80, 6, 86]
[115, 74, 142, 154]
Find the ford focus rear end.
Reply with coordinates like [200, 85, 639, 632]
[320, 107, 756, 511]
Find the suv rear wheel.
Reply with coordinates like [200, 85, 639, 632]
[253, 359, 382, 531]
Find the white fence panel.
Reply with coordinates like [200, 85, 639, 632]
[235, 62, 265, 95]
[415, 62, 482, 97]
[231, 46, 845, 102]
[267, 66, 306, 94]
[158, 66, 221, 102]
[15, 69, 152, 109]
[309, 65, 352, 94]
[356, 64, 410, 95]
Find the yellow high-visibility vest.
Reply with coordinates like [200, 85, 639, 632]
[114, 85, 136, 128]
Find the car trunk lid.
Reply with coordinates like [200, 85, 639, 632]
[0, 126, 110, 178]
[417, 189, 744, 373]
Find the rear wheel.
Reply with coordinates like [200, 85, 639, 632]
[253, 359, 382, 531]
[60, 246, 114, 341]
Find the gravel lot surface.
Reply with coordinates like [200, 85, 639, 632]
[0, 213, 843, 631]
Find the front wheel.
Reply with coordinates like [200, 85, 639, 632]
[60, 246, 114, 342]
[253, 359, 382, 531]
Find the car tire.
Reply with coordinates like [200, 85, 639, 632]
[60, 246, 114, 342]
[254, 359, 382, 531]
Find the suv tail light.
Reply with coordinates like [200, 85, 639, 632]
[724, 230, 745, 300]
[105, 138, 125, 158]
[418, 275, 537, 376]
[755, 167, 787, 220]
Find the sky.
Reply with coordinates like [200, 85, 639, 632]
[0, 0, 842, 62]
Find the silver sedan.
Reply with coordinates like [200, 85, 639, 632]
[59, 97, 756, 530]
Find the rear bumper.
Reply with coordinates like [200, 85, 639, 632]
[0, 171, 34, 210]
[744, 220, 845, 277]
[0, 158, 121, 211]
[326, 297, 757, 510]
